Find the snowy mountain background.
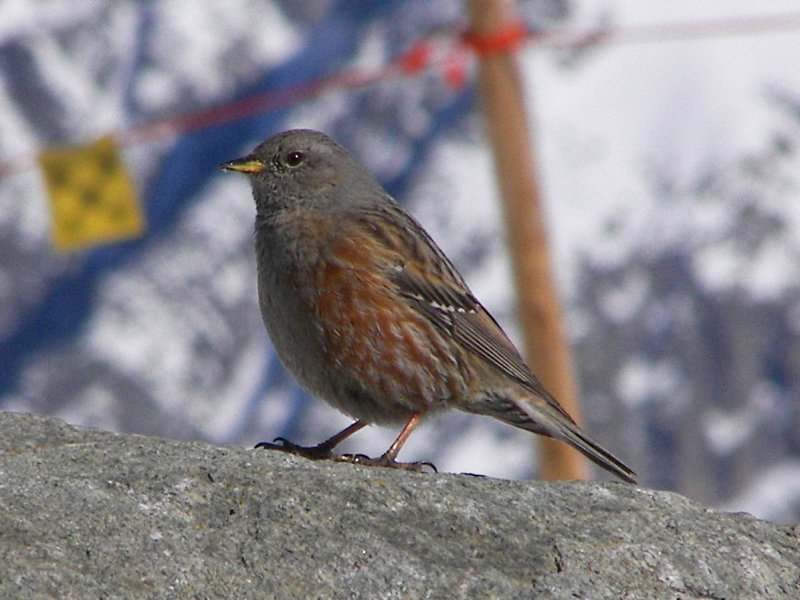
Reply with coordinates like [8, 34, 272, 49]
[1, 0, 799, 523]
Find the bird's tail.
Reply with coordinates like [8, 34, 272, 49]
[476, 392, 637, 484]
[547, 417, 637, 484]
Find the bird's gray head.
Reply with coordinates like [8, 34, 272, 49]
[220, 129, 384, 217]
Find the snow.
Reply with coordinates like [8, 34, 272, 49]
[0, 0, 104, 44]
[721, 461, 800, 524]
[704, 381, 783, 456]
[531, 1, 800, 294]
[597, 269, 650, 323]
[616, 357, 684, 409]
[704, 406, 759, 457]
[140, 0, 300, 108]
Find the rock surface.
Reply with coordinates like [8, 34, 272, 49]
[1, 411, 798, 599]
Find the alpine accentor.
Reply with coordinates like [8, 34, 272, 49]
[220, 129, 635, 482]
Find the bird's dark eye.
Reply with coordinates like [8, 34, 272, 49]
[285, 151, 305, 168]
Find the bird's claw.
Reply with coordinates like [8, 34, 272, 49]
[254, 437, 334, 460]
[334, 453, 437, 473]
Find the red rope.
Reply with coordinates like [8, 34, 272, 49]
[462, 21, 528, 54]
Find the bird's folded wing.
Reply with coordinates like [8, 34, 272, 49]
[392, 266, 574, 422]
[354, 202, 573, 422]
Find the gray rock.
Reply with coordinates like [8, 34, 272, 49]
[0, 411, 797, 599]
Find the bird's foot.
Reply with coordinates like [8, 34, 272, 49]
[333, 453, 437, 473]
[255, 437, 336, 461]
[255, 438, 437, 473]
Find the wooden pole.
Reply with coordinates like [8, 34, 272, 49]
[465, 0, 589, 480]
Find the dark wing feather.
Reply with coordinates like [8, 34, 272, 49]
[392, 267, 575, 423]
[353, 201, 572, 421]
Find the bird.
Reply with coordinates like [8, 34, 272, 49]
[220, 129, 636, 483]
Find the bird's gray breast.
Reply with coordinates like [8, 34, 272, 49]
[254, 222, 335, 400]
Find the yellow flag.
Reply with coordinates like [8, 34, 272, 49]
[39, 135, 145, 251]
